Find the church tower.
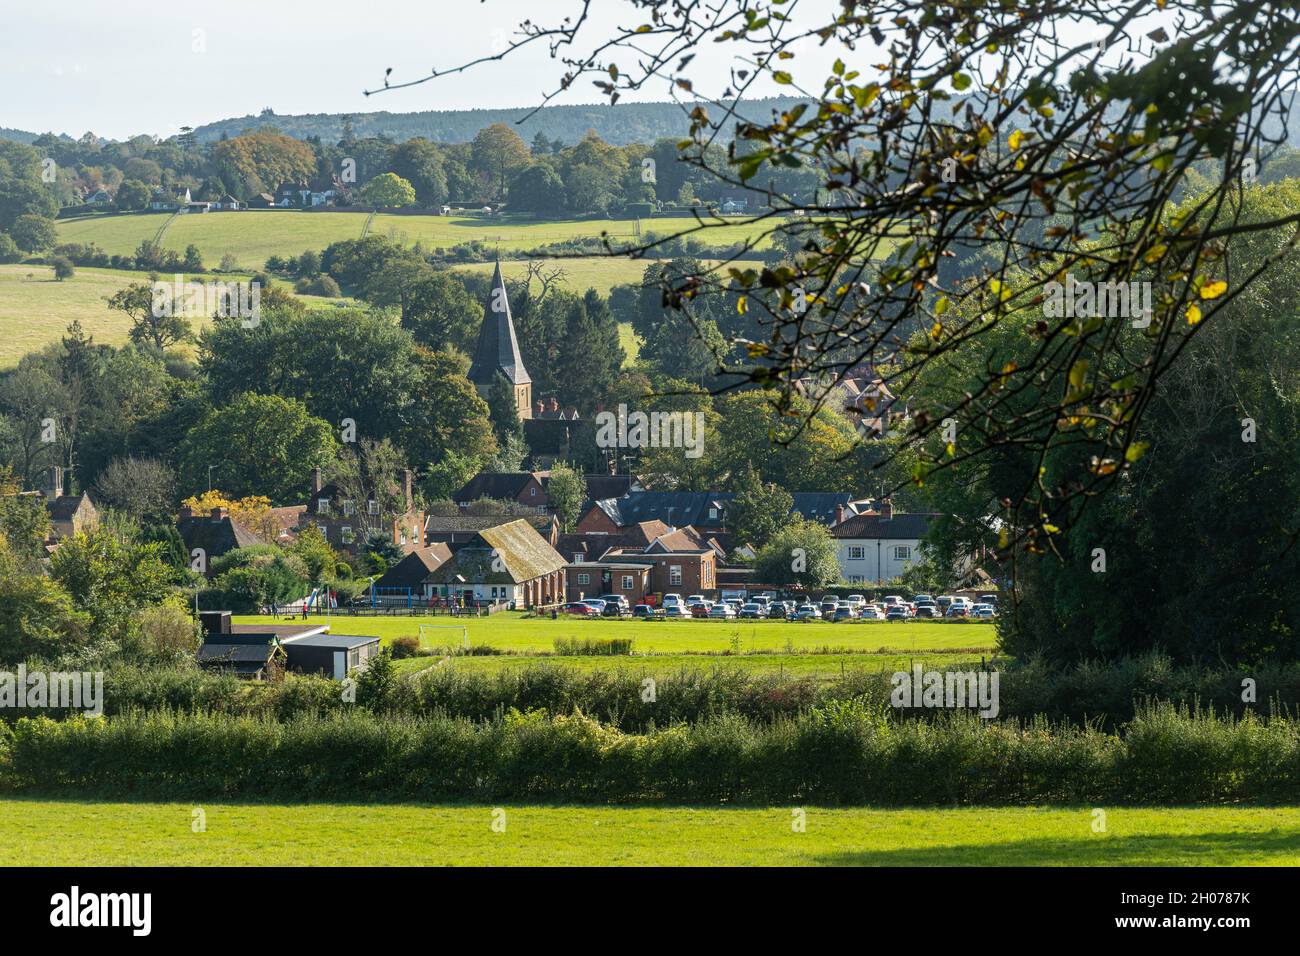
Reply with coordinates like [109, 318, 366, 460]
[467, 259, 532, 420]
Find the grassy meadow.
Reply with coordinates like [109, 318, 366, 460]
[0, 264, 352, 368]
[1, 799, 1293, 866]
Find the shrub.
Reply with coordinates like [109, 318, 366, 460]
[390, 636, 420, 659]
[553, 637, 634, 656]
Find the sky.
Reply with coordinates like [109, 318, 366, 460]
[0, 0, 852, 141]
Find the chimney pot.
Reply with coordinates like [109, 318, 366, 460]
[881, 498, 893, 520]
[835, 504, 845, 525]
[313, 467, 323, 493]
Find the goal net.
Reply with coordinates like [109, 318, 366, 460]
[418, 623, 469, 650]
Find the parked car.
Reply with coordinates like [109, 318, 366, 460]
[662, 593, 684, 610]
[846, 594, 866, 608]
[913, 594, 935, 606]
[686, 594, 707, 607]
[690, 603, 712, 619]
[708, 602, 737, 619]
[738, 602, 764, 619]
[972, 604, 996, 619]
[832, 603, 857, 622]
[582, 598, 607, 611]
[663, 604, 689, 619]
[767, 603, 791, 620]
[601, 601, 629, 617]
[946, 604, 969, 618]
[936, 595, 955, 611]
[886, 606, 912, 620]
[914, 603, 940, 618]
[632, 604, 657, 619]
[599, 594, 630, 611]
[860, 604, 886, 620]
[795, 604, 822, 621]
[978, 593, 999, 608]
[563, 602, 599, 617]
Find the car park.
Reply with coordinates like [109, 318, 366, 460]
[708, 602, 737, 619]
[936, 595, 955, 612]
[795, 604, 822, 621]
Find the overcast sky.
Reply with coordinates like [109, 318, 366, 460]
[0, 0, 857, 141]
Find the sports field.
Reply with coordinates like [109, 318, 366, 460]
[1, 800, 1292, 866]
[233, 611, 996, 656]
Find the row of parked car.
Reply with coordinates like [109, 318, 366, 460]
[561, 592, 998, 621]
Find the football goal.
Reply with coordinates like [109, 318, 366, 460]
[418, 623, 469, 650]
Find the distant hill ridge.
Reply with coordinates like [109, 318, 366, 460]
[192, 97, 809, 147]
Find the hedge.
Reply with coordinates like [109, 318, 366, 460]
[4, 702, 1298, 805]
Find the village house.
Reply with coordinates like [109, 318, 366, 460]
[177, 505, 265, 573]
[300, 467, 425, 556]
[829, 500, 937, 584]
[34, 467, 98, 543]
[565, 561, 653, 603]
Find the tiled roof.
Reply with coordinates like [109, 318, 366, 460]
[830, 512, 938, 540]
[453, 472, 537, 502]
[372, 544, 453, 589]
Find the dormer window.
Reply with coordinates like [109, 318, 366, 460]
[708, 507, 718, 520]
[317, 498, 330, 515]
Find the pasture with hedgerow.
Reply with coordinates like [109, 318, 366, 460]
[1, 2, 1299, 931]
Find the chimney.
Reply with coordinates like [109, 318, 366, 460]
[179, 505, 193, 519]
[312, 467, 323, 493]
[403, 468, 413, 511]
[881, 498, 893, 520]
[45, 466, 63, 498]
[210, 507, 227, 521]
[549, 396, 560, 413]
[835, 504, 845, 525]
[535, 399, 545, 417]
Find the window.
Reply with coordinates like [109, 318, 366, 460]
[893, 546, 912, 561]
[316, 525, 328, 538]
[669, 565, 683, 586]
[848, 546, 866, 560]
[399, 531, 407, 545]
[529, 486, 536, 496]
[572, 553, 585, 563]
[848, 575, 865, 584]
[317, 498, 330, 515]
[368, 500, 379, 516]
[708, 507, 718, 520]
[342, 500, 355, 516]
[341, 527, 354, 544]
[577, 573, 590, 585]
[621, 575, 634, 591]
[537, 505, 547, 514]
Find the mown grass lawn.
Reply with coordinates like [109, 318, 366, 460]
[233, 611, 996, 655]
[394, 651, 993, 678]
[1, 799, 1294, 866]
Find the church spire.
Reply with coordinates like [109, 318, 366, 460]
[468, 260, 532, 418]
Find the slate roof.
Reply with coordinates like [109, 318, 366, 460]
[468, 260, 531, 387]
[830, 512, 938, 540]
[570, 474, 640, 501]
[46, 492, 93, 522]
[587, 491, 855, 528]
[522, 418, 572, 454]
[177, 513, 265, 559]
[371, 543, 454, 589]
[453, 472, 538, 502]
[425, 512, 553, 537]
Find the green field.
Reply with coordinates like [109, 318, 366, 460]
[0, 264, 350, 368]
[236, 611, 996, 656]
[397, 651, 992, 677]
[1, 799, 1293, 865]
[57, 210, 778, 264]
